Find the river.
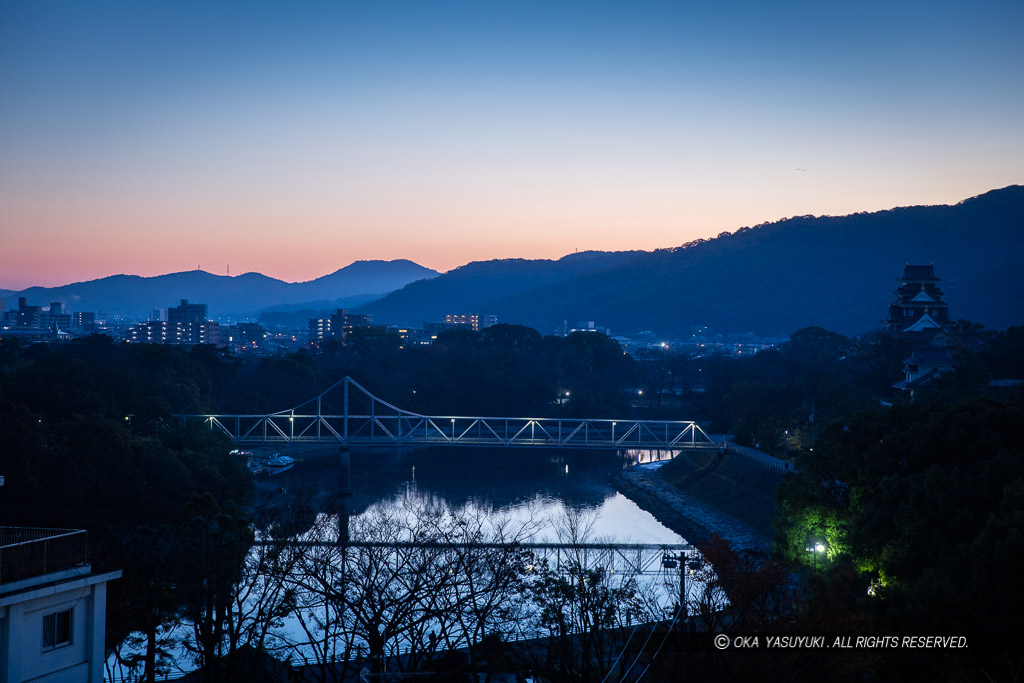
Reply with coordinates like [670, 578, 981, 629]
[263, 445, 687, 544]
[106, 446, 698, 681]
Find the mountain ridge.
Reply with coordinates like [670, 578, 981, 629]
[6, 187, 1021, 334]
[360, 186, 1024, 335]
[359, 251, 644, 326]
[3, 260, 440, 320]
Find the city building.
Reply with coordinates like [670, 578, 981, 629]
[129, 320, 181, 345]
[883, 263, 952, 335]
[127, 300, 219, 346]
[308, 309, 372, 345]
[37, 302, 73, 333]
[566, 320, 611, 336]
[443, 314, 497, 331]
[308, 317, 332, 343]
[71, 312, 96, 332]
[224, 322, 267, 352]
[0, 527, 121, 683]
[129, 320, 221, 346]
[393, 326, 435, 346]
[4, 297, 42, 328]
[167, 300, 208, 324]
[1, 298, 98, 338]
[331, 309, 370, 339]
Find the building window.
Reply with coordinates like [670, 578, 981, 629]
[42, 608, 73, 650]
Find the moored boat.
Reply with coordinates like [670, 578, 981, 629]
[264, 454, 295, 475]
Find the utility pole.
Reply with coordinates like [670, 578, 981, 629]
[665, 544, 696, 618]
[679, 554, 687, 618]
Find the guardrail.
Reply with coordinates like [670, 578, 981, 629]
[0, 527, 88, 584]
[723, 441, 794, 473]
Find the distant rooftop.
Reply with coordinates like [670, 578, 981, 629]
[0, 527, 88, 585]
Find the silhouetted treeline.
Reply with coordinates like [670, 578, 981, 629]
[0, 335, 253, 674]
[214, 325, 641, 418]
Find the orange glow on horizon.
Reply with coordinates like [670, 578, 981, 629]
[1, 177, 1015, 290]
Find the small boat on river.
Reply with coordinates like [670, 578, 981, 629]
[263, 454, 295, 476]
[237, 449, 293, 476]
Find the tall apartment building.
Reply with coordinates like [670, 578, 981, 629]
[168, 300, 208, 324]
[308, 309, 372, 344]
[128, 300, 219, 346]
[37, 303, 72, 332]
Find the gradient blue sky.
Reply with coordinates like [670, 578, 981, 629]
[1, 0, 1022, 289]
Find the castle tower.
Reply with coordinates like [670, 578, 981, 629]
[883, 263, 952, 334]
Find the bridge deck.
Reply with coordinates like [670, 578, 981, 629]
[177, 377, 720, 451]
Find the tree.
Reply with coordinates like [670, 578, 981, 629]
[722, 380, 801, 454]
[776, 396, 1024, 636]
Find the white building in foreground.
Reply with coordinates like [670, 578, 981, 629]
[0, 528, 121, 683]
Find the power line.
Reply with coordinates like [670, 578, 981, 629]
[632, 604, 685, 682]
[598, 621, 641, 683]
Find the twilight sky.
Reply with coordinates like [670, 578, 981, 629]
[1, 0, 1022, 290]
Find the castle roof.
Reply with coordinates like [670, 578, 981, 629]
[901, 310, 947, 333]
[910, 288, 937, 303]
[905, 346, 955, 366]
[901, 263, 938, 282]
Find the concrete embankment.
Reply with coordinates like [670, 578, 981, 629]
[613, 452, 783, 554]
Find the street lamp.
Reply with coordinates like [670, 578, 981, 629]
[808, 541, 827, 570]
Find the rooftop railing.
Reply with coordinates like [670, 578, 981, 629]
[0, 527, 88, 584]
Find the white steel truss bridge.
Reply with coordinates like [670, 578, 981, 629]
[178, 376, 720, 451]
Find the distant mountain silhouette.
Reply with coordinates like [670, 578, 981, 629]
[360, 251, 643, 326]
[291, 260, 439, 300]
[362, 187, 1024, 335]
[4, 260, 438, 320]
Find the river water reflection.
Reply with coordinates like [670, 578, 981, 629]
[273, 445, 686, 545]
[107, 447, 694, 681]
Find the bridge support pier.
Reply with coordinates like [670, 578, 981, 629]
[336, 446, 353, 545]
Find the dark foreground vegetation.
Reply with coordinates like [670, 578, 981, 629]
[1, 322, 1022, 681]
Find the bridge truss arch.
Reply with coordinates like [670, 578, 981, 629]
[179, 376, 719, 451]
